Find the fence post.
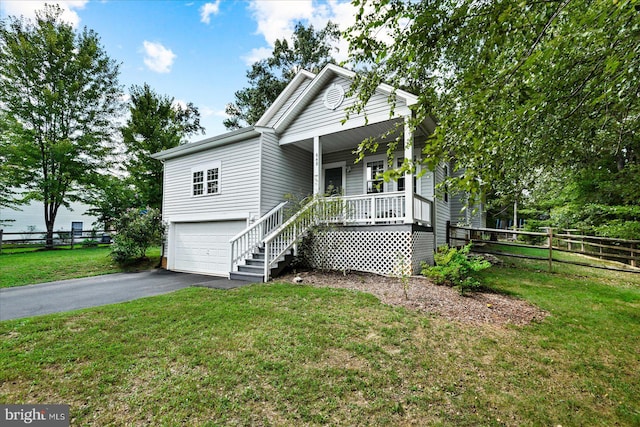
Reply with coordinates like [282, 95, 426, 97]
[631, 243, 637, 268]
[548, 227, 553, 273]
[0, 229, 3, 255]
[70, 231, 74, 249]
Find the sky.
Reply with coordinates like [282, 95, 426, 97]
[0, 0, 357, 140]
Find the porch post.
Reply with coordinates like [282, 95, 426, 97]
[403, 115, 414, 224]
[313, 135, 323, 195]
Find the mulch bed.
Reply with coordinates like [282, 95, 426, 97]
[279, 270, 549, 327]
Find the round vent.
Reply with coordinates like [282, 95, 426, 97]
[323, 83, 345, 110]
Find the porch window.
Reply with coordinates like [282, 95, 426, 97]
[396, 157, 417, 192]
[366, 159, 385, 193]
[192, 161, 221, 197]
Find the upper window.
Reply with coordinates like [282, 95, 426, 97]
[192, 161, 221, 197]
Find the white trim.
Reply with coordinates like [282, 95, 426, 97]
[191, 160, 221, 197]
[273, 64, 416, 134]
[152, 127, 259, 160]
[165, 212, 251, 223]
[313, 136, 322, 195]
[362, 153, 388, 194]
[322, 161, 347, 194]
[257, 132, 264, 215]
[255, 70, 316, 127]
[279, 110, 407, 145]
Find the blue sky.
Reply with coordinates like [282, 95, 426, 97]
[0, 0, 356, 139]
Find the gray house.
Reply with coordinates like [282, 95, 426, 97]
[152, 64, 484, 281]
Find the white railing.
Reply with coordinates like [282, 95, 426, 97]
[261, 193, 433, 281]
[229, 201, 288, 273]
[263, 197, 324, 281]
[341, 192, 406, 224]
[413, 194, 433, 226]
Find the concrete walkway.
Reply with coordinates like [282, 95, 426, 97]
[0, 269, 254, 321]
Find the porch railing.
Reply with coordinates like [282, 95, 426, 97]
[413, 194, 433, 227]
[229, 201, 288, 273]
[261, 193, 433, 281]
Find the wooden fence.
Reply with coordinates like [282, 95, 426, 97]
[447, 223, 640, 274]
[0, 229, 115, 254]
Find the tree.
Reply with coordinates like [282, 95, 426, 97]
[84, 174, 137, 230]
[345, 0, 640, 208]
[0, 5, 123, 247]
[121, 83, 204, 209]
[224, 22, 340, 129]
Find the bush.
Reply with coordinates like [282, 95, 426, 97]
[422, 243, 491, 295]
[110, 207, 165, 265]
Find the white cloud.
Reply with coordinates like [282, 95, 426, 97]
[142, 41, 176, 73]
[201, 106, 228, 118]
[245, 0, 356, 65]
[199, 1, 220, 24]
[172, 99, 188, 111]
[241, 46, 272, 66]
[1, 0, 88, 28]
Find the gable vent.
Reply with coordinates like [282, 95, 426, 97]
[323, 83, 345, 110]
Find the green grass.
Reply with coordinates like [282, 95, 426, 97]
[481, 241, 639, 271]
[0, 246, 161, 288]
[1, 260, 639, 425]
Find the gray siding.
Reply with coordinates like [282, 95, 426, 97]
[265, 79, 312, 128]
[162, 138, 261, 221]
[281, 75, 406, 141]
[450, 168, 468, 225]
[433, 162, 451, 248]
[323, 145, 435, 198]
[259, 132, 313, 214]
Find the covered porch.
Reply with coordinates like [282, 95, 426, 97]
[280, 113, 436, 228]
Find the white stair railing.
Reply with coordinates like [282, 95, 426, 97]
[229, 201, 288, 273]
[262, 197, 337, 281]
[260, 193, 434, 281]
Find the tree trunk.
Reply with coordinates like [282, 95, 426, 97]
[45, 223, 54, 249]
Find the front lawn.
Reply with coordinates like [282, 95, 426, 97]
[1, 260, 638, 425]
[0, 246, 161, 288]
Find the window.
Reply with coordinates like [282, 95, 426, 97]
[192, 161, 221, 197]
[443, 164, 449, 203]
[366, 159, 385, 193]
[71, 221, 83, 237]
[395, 157, 419, 192]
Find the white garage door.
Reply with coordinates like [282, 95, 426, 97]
[173, 220, 247, 276]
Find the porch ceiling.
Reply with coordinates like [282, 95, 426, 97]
[285, 118, 431, 155]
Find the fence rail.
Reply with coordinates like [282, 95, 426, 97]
[448, 224, 640, 274]
[0, 229, 115, 253]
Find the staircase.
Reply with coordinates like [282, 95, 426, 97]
[229, 245, 295, 282]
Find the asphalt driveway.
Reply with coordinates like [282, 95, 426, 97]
[0, 269, 254, 321]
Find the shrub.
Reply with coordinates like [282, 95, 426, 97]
[422, 243, 491, 295]
[110, 207, 165, 265]
[82, 239, 99, 248]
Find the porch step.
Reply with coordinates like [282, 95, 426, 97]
[231, 246, 295, 282]
[230, 271, 265, 282]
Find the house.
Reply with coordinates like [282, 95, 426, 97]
[0, 197, 99, 241]
[152, 64, 484, 281]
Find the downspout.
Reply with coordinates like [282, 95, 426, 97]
[433, 168, 437, 252]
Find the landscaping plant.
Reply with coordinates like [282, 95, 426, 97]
[110, 207, 165, 265]
[422, 243, 491, 295]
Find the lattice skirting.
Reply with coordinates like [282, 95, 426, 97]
[301, 228, 434, 276]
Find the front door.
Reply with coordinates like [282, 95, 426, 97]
[324, 166, 343, 195]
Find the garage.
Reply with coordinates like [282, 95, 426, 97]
[172, 220, 247, 276]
